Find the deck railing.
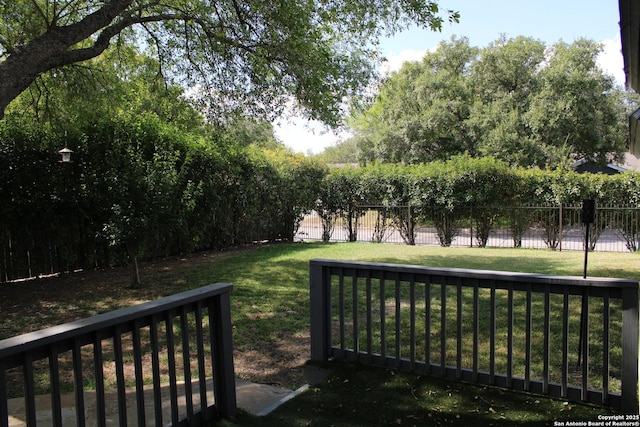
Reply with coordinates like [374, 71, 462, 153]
[0, 283, 236, 426]
[310, 259, 639, 414]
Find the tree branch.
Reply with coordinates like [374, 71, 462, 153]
[28, 0, 51, 28]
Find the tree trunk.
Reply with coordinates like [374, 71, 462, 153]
[125, 240, 142, 287]
[0, 0, 133, 119]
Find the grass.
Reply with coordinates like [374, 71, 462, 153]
[190, 243, 638, 425]
[2, 242, 638, 424]
[329, 274, 623, 393]
[200, 242, 639, 364]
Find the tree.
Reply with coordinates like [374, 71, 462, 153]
[5, 46, 207, 133]
[315, 137, 360, 164]
[0, 0, 458, 123]
[468, 36, 547, 165]
[222, 118, 281, 149]
[525, 39, 627, 167]
[353, 37, 478, 164]
[264, 147, 329, 240]
[353, 36, 632, 168]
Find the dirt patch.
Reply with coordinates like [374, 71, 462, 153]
[0, 247, 308, 391]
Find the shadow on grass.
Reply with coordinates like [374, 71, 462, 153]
[217, 360, 615, 427]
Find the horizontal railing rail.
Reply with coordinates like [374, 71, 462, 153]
[309, 259, 639, 414]
[0, 283, 236, 427]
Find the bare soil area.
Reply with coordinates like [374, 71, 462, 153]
[0, 248, 308, 391]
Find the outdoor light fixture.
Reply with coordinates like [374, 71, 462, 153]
[58, 147, 73, 163]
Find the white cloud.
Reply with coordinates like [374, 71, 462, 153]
[274, 119, 350, 155]
[381, 49, 428, 74]
[278, 48, 428, 154]
[597, 36, 625, 87]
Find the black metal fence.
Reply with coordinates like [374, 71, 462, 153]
[0, 283, 237, 426]
[299, 204, 640, 252]
[309, 259, 639, 413]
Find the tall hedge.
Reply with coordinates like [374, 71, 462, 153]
[320, 156, 640, 248]
[0, 115, 326, 282]
[3, 123, 640, 282]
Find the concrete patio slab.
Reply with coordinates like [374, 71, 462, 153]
[6, 378, 298, 426]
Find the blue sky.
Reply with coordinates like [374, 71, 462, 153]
[274, 0, 624, 154]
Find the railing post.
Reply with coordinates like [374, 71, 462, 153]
[210, 288, 238, 419]
[621, 286, 640, 414]
[0, 361, 7, 427]
[310, 260, 332, 362]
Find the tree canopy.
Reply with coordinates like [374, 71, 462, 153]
[351, 36, 634, 168]
[0, 0, 458, 123]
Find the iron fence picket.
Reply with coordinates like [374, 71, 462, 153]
[298, 204, 640, 253]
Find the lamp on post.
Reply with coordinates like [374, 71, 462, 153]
[58, 147, 73, 163]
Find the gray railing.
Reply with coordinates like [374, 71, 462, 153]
[0, 283, 236, 426]
[309, 259, 639, 413]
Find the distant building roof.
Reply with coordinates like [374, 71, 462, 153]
[572, 153, 640, 174]
[572, 159, 627, 175]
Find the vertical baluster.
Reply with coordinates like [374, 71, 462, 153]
[580, 291, 589, 401]
[380, 276, 386, 360]
[472, 281, 479, 382]
[440, 278, 447, 377]
[180, 306, 194, 420]
[149, 315, 163, 426]
[166, 310, 179, 426]
[490, 285, 496, 384]
[195, 302, 208, 411]
[507, 284, 513, 387]
[409, 276, 416, 371]
[23, 352, 36, 426]
[338, 271, 345, 352]
[525, 284, 532, 391]
[113, 325, 127, 426]
[395, 276, 401, 366]
[457, 280, 462, 380]
[49, 344, 63, 427]
[425, 277, 431, 374]
[543, 286, 550, 394]
[562, 290, 569, 398]
[602, 294, 610, 405]
[352, 273, 359, 356]
[72, 338, 86, 427]
[366, 270, 373, 359]
[0, 361, 8, 427]
[132, 320, 146, 426]
[93, 332, 106, 427]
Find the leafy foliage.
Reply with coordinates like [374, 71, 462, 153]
[314, 137, 360, 164]
[352, 36, 633, 168]
[0, 112, 327, 282]
[0, 0, 459, 123]
[316, 157, 640, 249]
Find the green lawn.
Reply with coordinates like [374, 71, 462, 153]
[200, 242, 637, 426]
[202, 242, 639, 361]
[2, 241, 638, 425]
